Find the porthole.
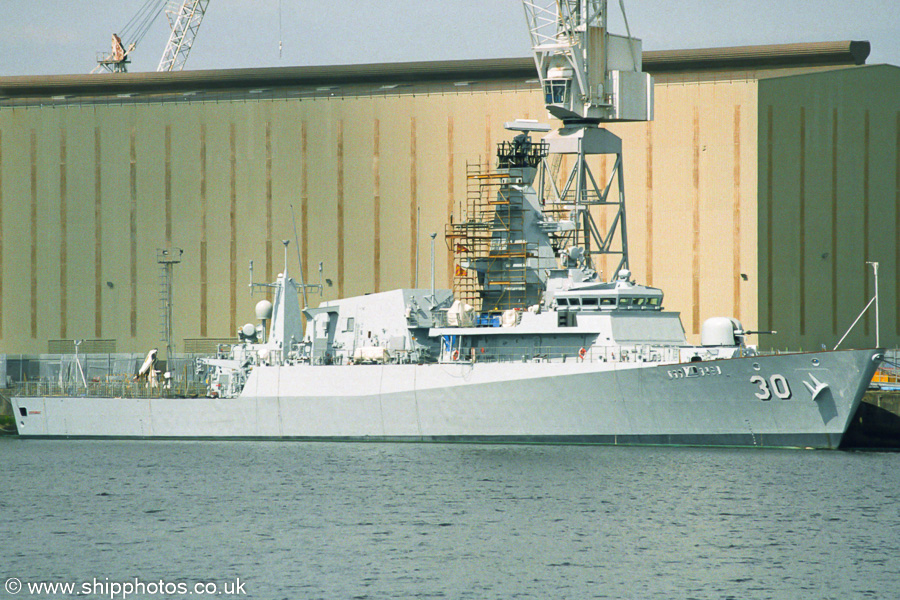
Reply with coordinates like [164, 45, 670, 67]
[811, 358, 820, 366]
[752, 363, 760, 371]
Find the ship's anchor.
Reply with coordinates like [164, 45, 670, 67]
[803, 374, 829, 402]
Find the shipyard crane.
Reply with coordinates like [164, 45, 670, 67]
[92, 0, 211, 74]
[157, 0, 211, 72]
[93, 33, 136, 73]
[521, 0, 653, 277]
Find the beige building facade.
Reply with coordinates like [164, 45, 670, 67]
[0, 42, 896, 355]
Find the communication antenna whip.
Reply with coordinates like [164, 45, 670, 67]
[289, 203, 310, 308]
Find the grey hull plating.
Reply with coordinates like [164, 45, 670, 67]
[11, 349, 881, 449]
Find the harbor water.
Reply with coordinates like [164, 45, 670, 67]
[1, 438, 898, 599]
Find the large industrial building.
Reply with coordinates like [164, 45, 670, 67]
[0, 40, 897, 356]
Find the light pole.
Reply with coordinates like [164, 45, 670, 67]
[430, 232, 437, 301]
[867, 261, 880, 348]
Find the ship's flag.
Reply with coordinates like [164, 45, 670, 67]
[455, 264, 467, 276]
[456, 243, 470, 252]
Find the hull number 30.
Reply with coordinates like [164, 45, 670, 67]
[750, 374, 792, 400]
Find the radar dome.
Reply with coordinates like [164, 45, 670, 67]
[241, 323, 256, 338]
[255, 299, 273, 320]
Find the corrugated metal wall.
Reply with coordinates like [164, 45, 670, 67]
[758, 64, 900, 351]
[611, 79, 759, 339]
[0, 65, 896, 354]
[0, 88, 543, 353]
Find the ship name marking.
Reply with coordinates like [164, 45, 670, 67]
[667, 365, 722, 380]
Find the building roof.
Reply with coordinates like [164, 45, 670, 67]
[0, 40, 870, 101]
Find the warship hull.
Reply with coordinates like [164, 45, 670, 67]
[10, 349, 881, 449]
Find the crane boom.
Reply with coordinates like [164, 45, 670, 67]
[157, 0, 211, 72]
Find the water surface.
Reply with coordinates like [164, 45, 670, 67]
[1, 439, 898, 599]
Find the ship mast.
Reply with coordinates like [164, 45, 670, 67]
[522, 0, 653, 278]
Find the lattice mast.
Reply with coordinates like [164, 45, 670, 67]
[157, 0, 211, 72]
[157, 248, 183, 363]
[522, 0, 654, 278]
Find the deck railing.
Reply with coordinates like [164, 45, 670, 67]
[437, 343, 687, 365]
[14, 380, 209, 399]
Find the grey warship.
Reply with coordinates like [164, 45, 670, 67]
[10, 125, 882, 447]
[10, 1, 883, 447]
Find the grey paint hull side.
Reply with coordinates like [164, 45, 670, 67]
[10, 349, 881, 449]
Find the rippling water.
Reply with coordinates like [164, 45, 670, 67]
[1, 438, 898, 599]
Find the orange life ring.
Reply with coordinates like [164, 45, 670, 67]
[579, 347, 587, 359]
[452, 349, 460, 361]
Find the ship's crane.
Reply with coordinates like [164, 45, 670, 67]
[521, 0, 654, 277]
[92, 0, 211, 74]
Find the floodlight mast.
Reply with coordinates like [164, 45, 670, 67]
[522, 0, 654, 278]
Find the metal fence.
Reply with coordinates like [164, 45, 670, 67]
[1, 353, 211, 398]
[14, 380, 209, 399]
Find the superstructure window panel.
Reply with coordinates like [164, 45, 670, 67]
[543, 80, 570, 105]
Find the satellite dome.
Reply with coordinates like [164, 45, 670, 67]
[255, 299, 273, 320]
[241, 323, 256, 338]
